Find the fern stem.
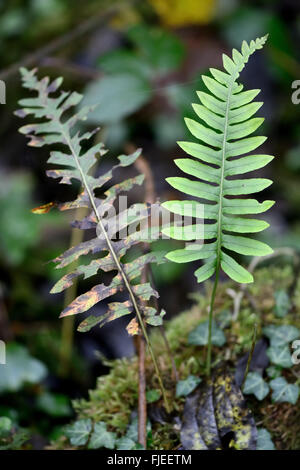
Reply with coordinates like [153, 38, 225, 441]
[207, 81, 233, 376]
[59, 205, 87, 376]
[59, 125, 170, 413]
[241, 323, 257, 391]
[206, 262, 220, 376]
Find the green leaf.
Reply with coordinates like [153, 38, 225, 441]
[127, 24, 185, 75]
[146, 389, 161, 403]
[0, 343, 47, 393]
[0, 417, 13, 438]
[81, 74, 152, 124]
[36, 392, 72, 417]
[176, 375, 202, 397]
[0, 174, 41, 265]
[116, 436, 136, 450]
[163, 36, 273, 284]
[188, 319, 226, 347]
[267, 345, 293, 368]
[65, 419, 92, 446]
[274, 289, 291, 318]
[194, 258, 217, 283]
[270, 377, 299, 404]
[99, 50, 151, 78]
[256, 428, 275, 450]
[266, 365, 282, 379]
[221, 251, 253, 283]
[263, 325, 300, 348]
[222, 234, 273, 256]
[243, 372, 269, 400]
[88, 422, 116, 450]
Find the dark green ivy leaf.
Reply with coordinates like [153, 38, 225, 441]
[188, 319, 226, 347]
[65, 419, 92, 446]
[270, 377, 299, 404]
[274, 289, 291, 318]
[256, 428, 275, 450]
[176, 375, 202, 397]
[88, 422, 116, 450]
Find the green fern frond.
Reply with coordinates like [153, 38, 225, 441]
[15, 68, 165, 335]
[162, 35, 274, 284]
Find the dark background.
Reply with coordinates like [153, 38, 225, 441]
[0, 0, 299, 446]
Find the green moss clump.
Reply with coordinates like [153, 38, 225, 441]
[52, 263, 300, 450]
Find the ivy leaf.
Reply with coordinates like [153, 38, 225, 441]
[99, 50, 151, 79]
[36, 392, 72, 417]
[176, 375, 202, 397]
[266, 365, 282, 379]
[263, 325, 300, 348]
[0, 343, 47, 393]
[267, 345, 293, 368]
[81, 74, 152, 125]
[146, 389, 161, 403]
[116, 436, 136, 450]
[274, 289, 291, 318]
[127, 24, 185, 75]
[243, 372, 269, 400]
[270, 377, 299, 405]
[0, 417, 13, 438]
[256, 428, 275, 450]
[88, 422, 116, 450]
[65, 419, 92, 446]
[188, 319, 226, 347]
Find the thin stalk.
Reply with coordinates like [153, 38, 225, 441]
[206, 263, 220, 376]
[137, 335, 147, 448]
[241, 323, 257, 391]
[58, 124, 170, 413]
[59, 206, 87, 376]
[206, 81, 233, 377]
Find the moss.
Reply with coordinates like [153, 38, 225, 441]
[52, 264, 300, 450]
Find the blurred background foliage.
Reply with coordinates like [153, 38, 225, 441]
[0, 0, 299, 448]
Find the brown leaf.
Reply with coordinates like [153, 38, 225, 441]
[59, 275, 123, 318]
[126, 317, 140, 336]
[31, 201, 56, 214]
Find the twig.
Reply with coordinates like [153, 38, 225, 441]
[40, 57, 101, 81]
[241, 323, 257, 391]
[0, 285, 14, 342]
[0, 5, 119, 81]
[59, 205, 88, 377]
[128, 142, 179, 382]
[137, 271, 148, 448]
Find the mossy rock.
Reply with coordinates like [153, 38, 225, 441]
[52, 263, 300, 450]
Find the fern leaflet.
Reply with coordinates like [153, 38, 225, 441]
[162, 35, 274, 285]
[15, 68, 170, 407]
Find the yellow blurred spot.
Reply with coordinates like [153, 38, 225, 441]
[110, 5, 141, 30]
[150, 0, 216, 26]
[31, 202, 56, 214]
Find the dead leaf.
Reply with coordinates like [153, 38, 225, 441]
[181, 366, 257, 450]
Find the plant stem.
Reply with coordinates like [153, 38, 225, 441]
[137, 334, 147, 448]
[59, 206, 87, 376]
[241, 323, 257, 391]
[206, 263, 220, 376]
